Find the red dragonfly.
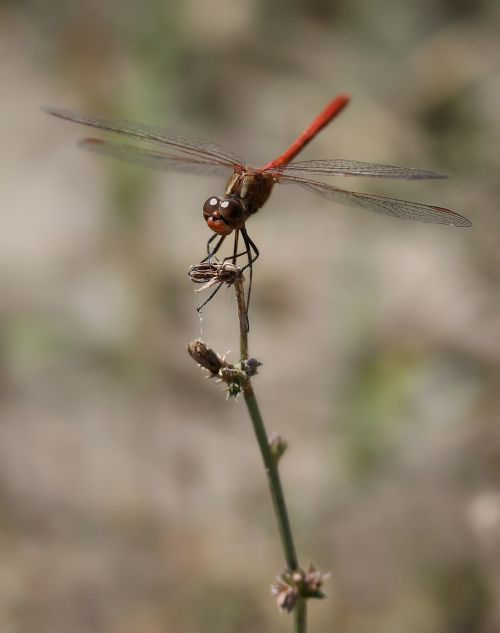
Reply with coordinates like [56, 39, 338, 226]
[44, 95, 471, 292]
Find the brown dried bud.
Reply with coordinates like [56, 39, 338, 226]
[271, 564, 330, 612]
[187, 340, 223, 375]
[302, 563, 330, 596]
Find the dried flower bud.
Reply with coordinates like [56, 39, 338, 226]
[187, 340, 223, 375]
[271, 576, 299, 613]
[271, 564, 330, 612]
[301, 564, 330, 599]
[292, 571, 303, 584]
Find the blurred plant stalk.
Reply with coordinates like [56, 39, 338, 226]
[188, 270, 329, 633]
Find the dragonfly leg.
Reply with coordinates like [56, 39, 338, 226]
[195, 233, 243, 316]
[196, 281, 225, 314]
[202, 234, 226, 262]
[239, 227, 260, 331]
[221, 230, 259, 265]
[232, 230, 240, 264]
[240, 229, 259, 269]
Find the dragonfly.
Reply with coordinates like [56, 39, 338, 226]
[44, 96, 471, 314]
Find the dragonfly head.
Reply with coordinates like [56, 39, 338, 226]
[203, 196, 246, 235]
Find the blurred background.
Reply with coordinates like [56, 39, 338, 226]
[1, 0, 500, 631]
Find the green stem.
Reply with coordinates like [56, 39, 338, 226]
[243, 383, 299, 571]
[235, 274, 304, 632]
[294, 599, 307, 633]
[234, 276, 300, 570]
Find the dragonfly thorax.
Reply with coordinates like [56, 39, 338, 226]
[225, 171, 275, 217]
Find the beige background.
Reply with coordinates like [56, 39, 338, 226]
[1, 1, 500, 631]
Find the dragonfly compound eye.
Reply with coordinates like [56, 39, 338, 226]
[219, 198, 246, 228]
[203, 196, 220, 221]
[203, 196, 234, 235]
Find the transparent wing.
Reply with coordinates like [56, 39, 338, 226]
[78, 138, 234, 178]
[274, 159, 447, 179]
[43, 106, 244, 169]
[280, 175, 472, 227]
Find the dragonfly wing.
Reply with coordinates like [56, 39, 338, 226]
[79, 138, 234, 177]
[281, 175, 472, 227]
[275, 159, 447, 179]
[43, 106, 244, 169]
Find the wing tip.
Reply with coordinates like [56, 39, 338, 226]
[432, 206, 472, 228]
[41, 105, 69, 120]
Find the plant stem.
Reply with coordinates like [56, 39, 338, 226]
[294, 599, 307, 633]
[234, 276, 303, 627]
[242, 382, 299, 571]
